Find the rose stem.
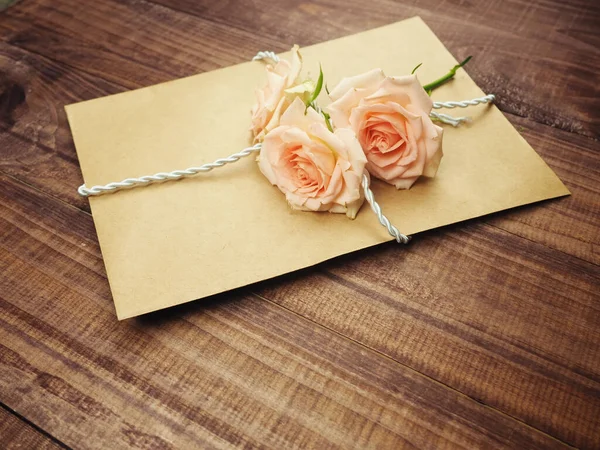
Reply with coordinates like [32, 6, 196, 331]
[422, 56, 472, 93]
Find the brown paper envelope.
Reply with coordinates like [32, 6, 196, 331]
[66, 17, 569, 319]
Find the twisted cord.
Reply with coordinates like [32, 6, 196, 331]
[432, 94, 495, 110]
[429, 111, 470, 127]
[78, 143, 262, 197]
[252, 51, 280, 63]
[362, 174, 410, 244]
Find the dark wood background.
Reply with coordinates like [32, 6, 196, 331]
[1, 0, 599, 448]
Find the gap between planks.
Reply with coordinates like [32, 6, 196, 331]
[0, 401, 71, 449]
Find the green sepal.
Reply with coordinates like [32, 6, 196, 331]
[322, 111, 333, 132]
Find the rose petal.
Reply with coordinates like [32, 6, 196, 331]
[326, 69, 386, 128]
[320, 163, 344, 204]
[251, 46, 304, 140]
[392, 176, 420, 190]
[368, 147, 403, 168]
[287, 45, 302, 88]
[280, 97, 325, 131]
[258, 126, 287, 185]
[335, 128, 367, 168]
[422, 122, 444, 177]
[328, 68, 386, 101]
[366, 75, 433, 113]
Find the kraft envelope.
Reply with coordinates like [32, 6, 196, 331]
[66, 17, 569, 319]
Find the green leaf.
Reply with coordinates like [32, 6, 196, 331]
[411, 63, 422, 75]
[325, 83, 330, 95]
[457, 55, 472, 69]
[308, 64, 324, 104]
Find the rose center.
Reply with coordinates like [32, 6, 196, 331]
[366, 126, 404, 155]
[284, 145, 327, 196]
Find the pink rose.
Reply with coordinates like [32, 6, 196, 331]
[251, 45, 303, 142]
[326, 69, 443, 189]
[258, 97, 367, 218]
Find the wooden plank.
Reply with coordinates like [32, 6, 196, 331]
[0, 406, 64, 449]
[0, 43, 123, 212]
[257, 220, 600, 448]
[486, 114, 600, 265]
[145, 0, 600, 139]
[0, 174, 568, 449]
[0, 0, 281, 88]
[1, 0, 599, 138]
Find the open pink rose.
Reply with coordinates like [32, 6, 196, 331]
[258, 97, 367, 218]
[326, 69, 443, 189]
[251, 45, 302, 142]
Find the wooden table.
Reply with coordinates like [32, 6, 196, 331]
[1, 0, 599, 448]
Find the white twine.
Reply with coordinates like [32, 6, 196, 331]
[78, 144, 262, 197]
[432, 94, 495, 109]
[430, 111, 469, 127]
[430, 95, 495, 127]
[252, 51, 280, 63]
[362, 174, 410, 244]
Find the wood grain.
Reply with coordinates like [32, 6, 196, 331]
[0, 0, 599, 447]
[133, 0, 600, 139]
[0, 0, 281, 88]
[0, 43, 122, 211]
[2, 0, 599, 138]
[486, 115, 600, 265]
[258, 220, 600, 448]
[0, 174, 570, 449]
[0, 405, 64, 449]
